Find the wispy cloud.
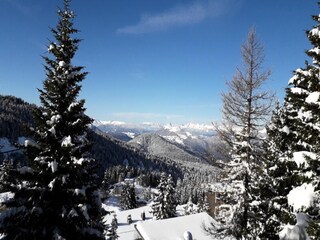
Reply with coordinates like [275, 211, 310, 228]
[116, 0, 241, 34]
[4, 0, 38, 16]
[112, 112, 184, 122]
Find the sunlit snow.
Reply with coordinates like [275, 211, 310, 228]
[287, 183, 315, 212]
[306, 92, 320, 104]
[292, 151, 316, 167]
[61, 136, 73, 147]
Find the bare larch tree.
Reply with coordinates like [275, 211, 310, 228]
[213, 28, 274, 239]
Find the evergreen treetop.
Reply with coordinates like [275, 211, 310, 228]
[215, 28, 273, 239]
[265, 4, 320, 239]
[0, 1, 105, 239]
[152, 173, 177, 220]
[120, 182, 137, 210]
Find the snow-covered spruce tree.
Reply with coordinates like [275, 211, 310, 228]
[184, 198, 196, 216]
[0, 159, 17, 193]
[214, 28, 274, 239]
[106, 216, 118, 240]
[101, 170, 110, 201]
[120, 182, 137, 210]
[152, 173, 177, 220]
[265, 6, 320, 239]
[0, 1, 105, 239]
[197, 192, 210, 213]
[258, 101, 300, 239]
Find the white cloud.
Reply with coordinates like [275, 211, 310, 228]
[4, 0, 36, 15]
[112, 112, 184, 122]
[116, 0, 240, 34]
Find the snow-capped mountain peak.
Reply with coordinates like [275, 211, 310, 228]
[92, 120, 220, 162]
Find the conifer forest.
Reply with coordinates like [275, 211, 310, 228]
[1, 0, 320, 239]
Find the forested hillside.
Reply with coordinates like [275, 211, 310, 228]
[0, 95, 36, 141]
[4, 0, 318, 239]
[128, 132, 204, 163]
[0, 95, 216, 183]
[89, 129, 184, 178]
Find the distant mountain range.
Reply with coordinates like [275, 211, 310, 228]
[128, 133, 204, 164]
[0, 95, 221, 180]
[93, 120, 223, 162]
[93, 120, 215, 140]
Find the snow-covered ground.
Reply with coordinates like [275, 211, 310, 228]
[136, 212, 215, 240]
[0, 192, 14, 203]
[102, 185, 198, 240]
[103, 203, 152, 240]
[102, 201, 211, 240]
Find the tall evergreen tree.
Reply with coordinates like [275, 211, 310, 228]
[152, 173, 177, 220]
[265, 4, 320, 238]
[184, 198, 196, 216]
[215, 28, 274, 239]
[0, 1, 105, 239]
[120, 182, 137, 210]
[106, 215, 118, 240]
[260, 101, 299, 239]
[101, 170, 110, 201]
[197, 192, 210, 214]
[0, 160, 16, 193]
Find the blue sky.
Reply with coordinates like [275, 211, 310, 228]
[0, 0, 317, 124]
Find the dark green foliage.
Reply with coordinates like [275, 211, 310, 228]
[175, 166, 216, 205]
[0, 160, 17, 193]
[89, 130, 184, 179]
[258, 103, 297, 239]
[120, 183, 137, 210]
[106, 215, 118, 240]
[152, 173, 177, 220]
[0, 95, 36, 141]
[0, 96, 184, 180]
[183, 198, 196, 215]
[0, 0, 105, 239]
[103, 165, 162, 188]
[197, 192, 210, 213]
[264, 4, 320, 238]
[101, 171, 110, 200]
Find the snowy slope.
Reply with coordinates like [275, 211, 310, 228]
[103, 205, 153, 240]
[92, 120, 220, 161]
[103, 203, 216, 240]
[136, 212, 216, 240]
[92, 120, 215, 142]
[92, 120, 161, 141]
[128, 133, 205, 163]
